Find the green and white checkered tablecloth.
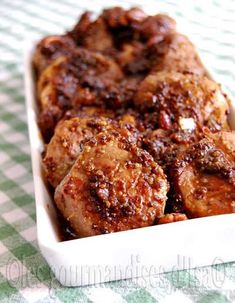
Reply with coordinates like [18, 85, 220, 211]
[0, 0, 235, 302]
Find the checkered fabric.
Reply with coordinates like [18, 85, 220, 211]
[0, 0, 235, 302]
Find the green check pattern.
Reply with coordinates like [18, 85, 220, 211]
[0, 0, 235, 302]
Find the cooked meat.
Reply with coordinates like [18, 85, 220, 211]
[70, 7, 173, 54]
[69, 13, 114, 52]
[102, 7, 176, 46]
[101, 8, 176, 76]
[43, 117, 115, 188]
[143, 129, 197, 173]
[55, 131, 168, 237]
[171, 131, 235, 218]
[69, 7, 147, 55]
[149, 33, 206, 76]
[38, 76, 139, 143]
[33, 7, 234, 236]
[38, 48, 123, 108]
[101, 6, 147, 47]
[158, 213, 188, 224]
[33, 35, 76, 75]
[43, 108, 142, 188]
[114, 14, 176, 77]
[37, 48, 123, 141]
[134, 71, 229, 132]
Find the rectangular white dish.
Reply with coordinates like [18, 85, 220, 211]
[24, 36, 235, 286]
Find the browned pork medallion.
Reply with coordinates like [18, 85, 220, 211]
[55, 131, 168, 237]
[171, 131, 235, 217]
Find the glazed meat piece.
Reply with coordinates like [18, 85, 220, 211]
[37, 48, 123, 141]
[38, 77, 139, 143]
[69, 7, 152, 53]
[158, 213, 188, 224]
[143, 129, 197, 173]
[55, 131, 168, 237]
[43, 110, 142, 188]
[101, 7, 147, 46]
[69, 12, 114, 52]
[102, 7, 176, 46]
[101, 8, 176, 74]
[43, 117, 115, 188]
[149, 33, 206, 76]
[33, 35, 76, 75]
[171, 131, 235, 218]
[114, 16, 176, 76]
[69, 7, 147, 54]
[38, 48, 123, 108]
[134, 71, 229, 132]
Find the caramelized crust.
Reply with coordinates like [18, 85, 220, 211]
[102, 7, 176, 46]
[69, 7, 176, 66]
[171, 131, 235, 218]
[37, 48, 124, 141]
[69, 13, 114, 52]
[43, 117, 115, 188]
[134, 71, 229, 132]
[43, 112, 141, 188]
[33, 35, 76, 75]
[55, 132, 168, 237]
[143, 129, 197, 173]
[38, 48, 123, 109]
[69, 7, 147, 53]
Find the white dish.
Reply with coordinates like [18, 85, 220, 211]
[24, 37, 235, 286]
